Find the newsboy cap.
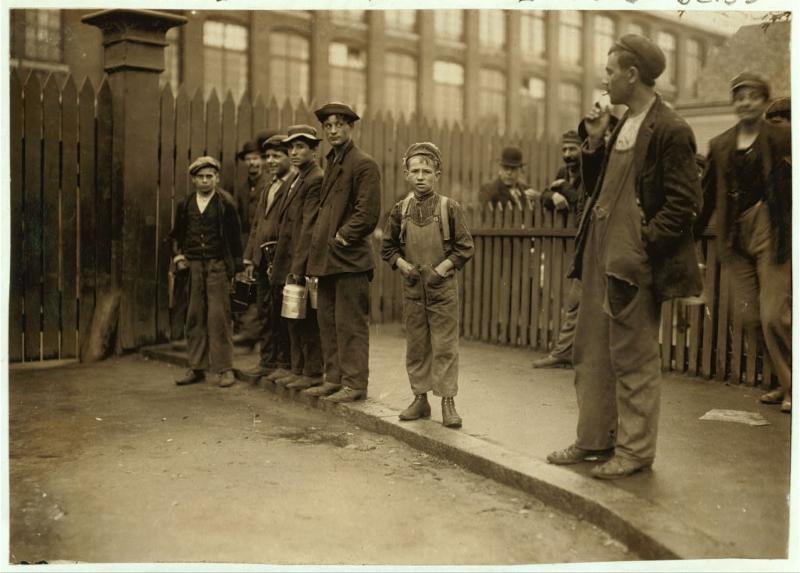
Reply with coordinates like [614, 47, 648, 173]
[499, 146, 525, 168]
[766, 96, 790, 120]
[189, 155, 220, 175]
[730, 71, 771, 100]
[403, 141, 443, 168]
[314, 101, 360, 123]
[284, 124, 322, 144]
[561, 130, 582, 146]
[611, 34, 666, 82]
[262, 134, 289, 152]
[237, 139, 262, 161]
[254, 129, 279, 150]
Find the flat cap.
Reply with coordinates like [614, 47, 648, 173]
[254, 129, 279, 150]
[403, 142, 442, 168]
[766, 96, 790, 119]
[730, 71, 771, 99]
[237, 139, 262, 160]
[314, 101, 360, 123]
[612, 34, 666, 82]
[562, 130, 582, 145]
[262, 134, 289, 152]
[189, 155, 220, 175]
[284, 124, 322, 144]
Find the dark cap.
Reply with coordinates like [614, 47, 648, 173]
[284, 124, 322, 144]
[578, 114, 620, 141]
[561, 130, 582, 146]
[766, 96, 790, 120]
[403, 141, 443, 168]
[611, 34, 666, 82]
[730, 71, 771, 99]
[189, 155, 220, 175]
[499, 146, 525, 168]
[262, 134, 289, 153]
[314, 101, 360, 123]
[237, 139, 262, 161]
[254, 129, 279, 150]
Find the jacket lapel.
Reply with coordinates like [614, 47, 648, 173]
[319, 159, 343, 205]
[633, 99, 660, 178]
[279, 171, 303, 218]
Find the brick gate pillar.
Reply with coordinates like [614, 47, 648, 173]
[83, 9, 187, 351]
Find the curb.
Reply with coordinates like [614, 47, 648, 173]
[141, 345, 730, 560]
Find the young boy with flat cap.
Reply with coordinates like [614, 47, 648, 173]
[381, 142, 474, 428]
[169, 156, 244, 388]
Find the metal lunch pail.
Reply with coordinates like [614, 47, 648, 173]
[281, 283, 307, 319]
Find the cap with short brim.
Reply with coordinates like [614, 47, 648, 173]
[189, 156, 221, 175]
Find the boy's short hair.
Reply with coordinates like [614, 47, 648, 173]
[403, 142, 442, 172]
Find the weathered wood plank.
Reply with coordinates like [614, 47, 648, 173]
[78, 78, 97, 354]
[60, 76, 79, 359]
[41, 75, 61, 358]
[23, 73, 43, 361]
[157, 86, 176, 341]
[95, 80, 114, 291]
[9, 70, 25, 361]
[205, 89, 221, 160]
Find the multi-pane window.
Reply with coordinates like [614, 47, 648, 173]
[329, 42, 367, 115]
[385, 10, 417, 33]
[203, 20, 249, 102]
[520, 11, 546, 61]
[434, 10, 464, 42]
[433, 60, 464, 125]
[270, 32, 310, 105]
[331, 10, 367, 25]
[161, 27, 181, 92]
[559, 83, 583, 133]
[657, 31, 678, 88]
[479, 69, 506, 132]
[685, 38, 705, 98]
[520, 76, 546, 136]
[479, 10, 506, 51]
[23, 9, 62, 62]
[559, 11, 583, 67]
[385, 52, 417, 118]
[594, 15, 616, 69]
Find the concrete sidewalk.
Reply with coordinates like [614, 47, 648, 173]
[142, 323, 791, 560]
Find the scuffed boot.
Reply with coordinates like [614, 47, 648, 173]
[441, 397, 462, 429]
[399, 394, 431, 421]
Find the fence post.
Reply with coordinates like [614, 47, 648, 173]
[82, 10, 187, 351]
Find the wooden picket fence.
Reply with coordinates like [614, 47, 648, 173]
[7, 69, 776, 387]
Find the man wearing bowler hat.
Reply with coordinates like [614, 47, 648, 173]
[478, 146, 538, 209]
[241, 134, 297, 381]
[548, 34, 703, 478]
[169, 156, 244, 388]
[271, 125, 325, 391]
[303, 102, 381, 403]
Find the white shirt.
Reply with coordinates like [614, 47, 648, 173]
[196, 190, 216, 214]
[614, 96, 657, 151]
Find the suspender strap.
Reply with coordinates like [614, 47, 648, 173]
[439, 196, 450, 242]
[399, 193, 414, 244]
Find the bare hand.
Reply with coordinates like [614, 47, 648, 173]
[551, 192, 569, 211]
[583, 102, 610, 145]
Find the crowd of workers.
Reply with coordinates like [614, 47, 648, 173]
[167, 33, 791, 480]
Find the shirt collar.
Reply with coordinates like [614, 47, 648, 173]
[326, 139, 354, 164]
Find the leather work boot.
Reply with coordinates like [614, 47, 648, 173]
[175, 369, 205, 386]
[399, 394, 431, 421]
[590, 456, 652, 480]
[546, 444, 614, 465]
[241, 364, 273, 379]
[264, 368, 293, 383]
[325, 387, 366, 403]
[275, 373, 300, 387]
[218, 370, 236, 388]
[760, 388, 784, 404]
[304, 382, 342, 397]
[285, 376, 323, 390]
[441, 397, 462, 428]
[781, 396, 792, 414]
[532, 354, 571, 369]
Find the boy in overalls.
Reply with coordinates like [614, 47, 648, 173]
[381, 142, 474, 428]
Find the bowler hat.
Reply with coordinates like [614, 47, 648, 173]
[254, 129, 279, 150]
[612, 34, 666, 82]
[237, 139, 262, 161]
[577, 114, 620, 141]
[314, 101, 360, 123]
[189, 155, 220, 175]
[262, 134, 289, 153]
[499, 146, 525, 168]
[730, 71, 771, 99]
[284, 124, 322, 144]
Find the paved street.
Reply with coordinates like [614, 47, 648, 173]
[9, 355, 632, 565]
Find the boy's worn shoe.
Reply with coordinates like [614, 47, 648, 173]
[441, 397, 462, 428]
[760, 389, 785, 404]
[546, 444, 614, 465]
[590, 456, 652, 480]
[218, 370, 236, 388]
[399, 394, 431, 421]
[532, 354, 571, 369]
[325, 387, 366, 403]
[275, 373, 300, 387]
[781, 397, 792, 414]
[175, 369, 204, 386]
[242, 364, 273, 378]
[265, 368, 293, 382]
[286, 376, 323, 390]
[304, 382, 342, 397]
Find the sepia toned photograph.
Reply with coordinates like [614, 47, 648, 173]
[2, 0, 794, 570]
